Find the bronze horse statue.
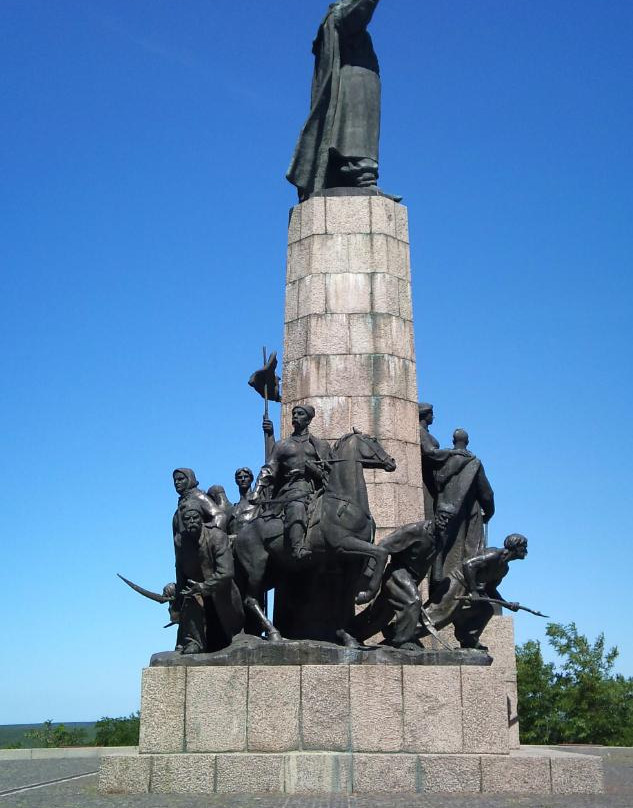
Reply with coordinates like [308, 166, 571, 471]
[234, 429, 396, 642]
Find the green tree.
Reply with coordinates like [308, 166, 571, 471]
[516, 622, 633, 746]
[516, 639, 559, 744]
[24, 720, 88, 748]
[94, 712, 140, 746]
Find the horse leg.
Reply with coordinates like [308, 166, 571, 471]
[244, 596, 282, 643]
[234, 527, 283, 642]
[331, 535, 389, 605]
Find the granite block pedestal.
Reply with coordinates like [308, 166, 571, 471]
[99, 647, 603, 795]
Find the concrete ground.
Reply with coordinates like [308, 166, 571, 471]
[1, 747, 631, 807]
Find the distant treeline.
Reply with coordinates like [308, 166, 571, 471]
[0, 714, 140, 749]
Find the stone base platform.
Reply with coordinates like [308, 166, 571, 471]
[99, 624, 604, 795]
[99, 748, 604, 795]
[150, 636, 491, 667]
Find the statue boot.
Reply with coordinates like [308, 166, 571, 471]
[286, 519, 312, 561]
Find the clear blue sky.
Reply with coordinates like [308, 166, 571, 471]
[1, 0, 632, 724]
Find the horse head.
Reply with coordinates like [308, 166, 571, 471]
[332, 428, 397, 472]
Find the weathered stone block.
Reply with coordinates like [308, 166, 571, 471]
[366, 481, 397, 529]
[288, 205, 301, 244]
[551, 752, 604, 794]
[185, 667, 247, 752]
[352, 754, 417, 793]
[348, 314, 414, 362]
[215, 753, 285, 793]
[326, 196, 370, 234]
[405, 441, 424, 488]
[327, 354, 373, 397]
[139, 667, 185, 754]
[395, 203, 409, 243]
[310, 233, 350, 274]
[481, 754, 551, 793]
[307, 313, 350, 354]
[300, 196, 326, 240]
[99, 755, 151, 794]
[284, 317, 308, 362]
[247, 666, 300, 752]
[370, 196, 397, 237]
[348, 233, 389, 273]
[284, 355, 328, 401]
[326, 273, 371, 314]
[393, 398, 419, 442]
[151, 754, 215, 794]
[403, 667, 463, 753]
[297, 274, 326, 318]
[371, 272, 400, 315]
[371, 355, 411, 401]
[419, 755, 481, 792]
[301, 665, 350, 751]
[386, 236, 411, 280]
[350, 666, 403, 751]
[398, 278, 413, 321]
[285, 752, 351, 794]
[372, 437, 409, 485]
[304, 396, 351, 440]
[405, 361, 419, 403]
[507, 678, 520, 750]
[396, 484, 424, 526]
[287, 239, 311, 282]
[349, 396, 379, 436]
[461, 668, 509, 754]
[480, 616, 517, 676]
[285, 280, 299, 322]
[347, 312, 396, 356]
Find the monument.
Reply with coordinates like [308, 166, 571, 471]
[100, 0, 604, 796]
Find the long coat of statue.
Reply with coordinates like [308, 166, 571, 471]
[287, 0, 381, 199]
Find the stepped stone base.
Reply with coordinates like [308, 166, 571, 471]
[99, 748, 603, 795]
[98, 639, 603, 795]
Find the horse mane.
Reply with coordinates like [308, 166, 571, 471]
[332, 431, 361, 454]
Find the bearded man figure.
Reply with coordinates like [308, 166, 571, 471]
[287, 0, 382, 200]
[174, 501, 244, 654]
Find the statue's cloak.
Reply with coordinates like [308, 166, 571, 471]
[287, 0, 381, 199]
[433, 454, 495, 581]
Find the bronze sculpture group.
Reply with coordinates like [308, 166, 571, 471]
[121, 402, 534, 657]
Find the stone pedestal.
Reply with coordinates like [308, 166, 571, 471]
[100, 654, 603, 795]
[423, 615, 521, 750]
[283, 195, 424, 539]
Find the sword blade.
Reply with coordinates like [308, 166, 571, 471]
[117, 573, 171, 604]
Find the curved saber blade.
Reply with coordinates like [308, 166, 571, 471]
[117, 573, 170, 604]
[419, 604, 454, 651]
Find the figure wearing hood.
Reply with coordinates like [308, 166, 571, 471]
[172, 468, 228, 536]
[287, 0, 382, 200]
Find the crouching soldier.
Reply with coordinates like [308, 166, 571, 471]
[349, 504, 457, 650]
[425, 533, 528, 650]
[174, 500, 244, 654]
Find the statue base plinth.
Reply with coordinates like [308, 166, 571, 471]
[149, 635, 491, 668]
[98, 626, 604, 795]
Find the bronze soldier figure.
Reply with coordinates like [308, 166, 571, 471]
[252, 405, 332, 560]
[351, 504, 456, 649]
[174, 501, 244, 654]
[425, 534, 528, 650]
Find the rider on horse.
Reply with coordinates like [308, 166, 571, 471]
[251, 404, 332, 560]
